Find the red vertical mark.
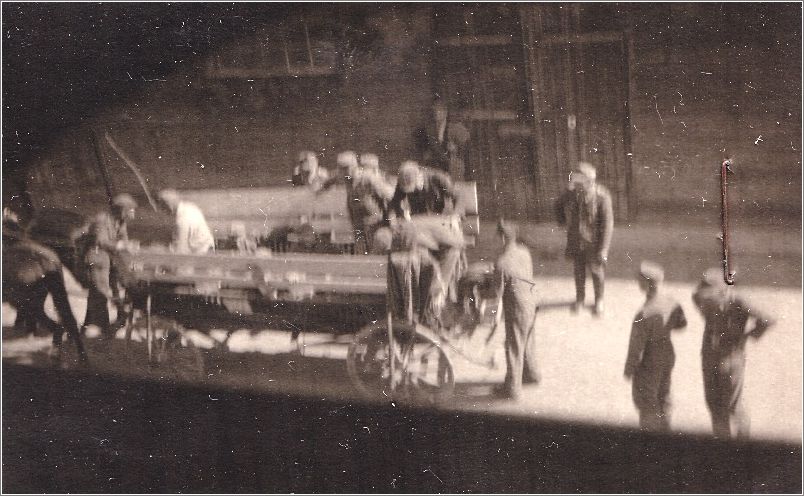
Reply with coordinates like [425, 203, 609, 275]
[720, 159, 735, 285]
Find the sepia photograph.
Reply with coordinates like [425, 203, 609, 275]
[2, 2, 802, 493]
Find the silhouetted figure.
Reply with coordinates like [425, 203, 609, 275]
[624, 261, 687, 431]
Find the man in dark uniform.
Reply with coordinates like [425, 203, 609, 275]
[386, 161, 466, 306]
[556, 161, 614, 316]
[415, 99, 470, 178]
[77, 193, 137, 338]
[624, 261, 687, 431]
[692, 268, 775, 439]
[493, 220, 540, 400]
[388, 160, 463, 220]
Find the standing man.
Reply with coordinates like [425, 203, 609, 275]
[624, 261, 687, 431]
[292, 150, 330, 191]
[692, 268, 775, 439]
[556, 161, 614, 316]
[157, 189, 215, 254]
[493, 220, 540, 400]
[416, 98, 470, 178]
[77, 193, 138, 338]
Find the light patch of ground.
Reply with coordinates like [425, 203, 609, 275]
[3, 274, 801, 443]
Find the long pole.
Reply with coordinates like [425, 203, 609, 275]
[90, 131, 115, 207]
[720, 159, 735, 285]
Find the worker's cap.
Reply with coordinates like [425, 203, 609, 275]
[111, 193, 138, 209]
[701, 267, 728, 288]
[574, 161, 597, 181]
[336, 151, 359, 170]
[297, 151, 318, 169]
[157, 189, 181, 206]
[638, 261, 665, 283]
[398, 161, 421, 190]
[360, 153, 379, 171]
[496, 219, 519, 241]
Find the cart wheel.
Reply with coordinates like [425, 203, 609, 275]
[347, 322, 454, 405]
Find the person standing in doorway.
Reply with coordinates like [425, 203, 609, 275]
[556, 161, 614, 316]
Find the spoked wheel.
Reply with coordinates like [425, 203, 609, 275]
[347, 321, 454, 405]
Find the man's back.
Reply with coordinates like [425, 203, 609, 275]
[175, 201, 215, 254]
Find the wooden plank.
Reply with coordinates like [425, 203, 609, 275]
[436, 34, 513, 47]
[537, 31, 624, 46]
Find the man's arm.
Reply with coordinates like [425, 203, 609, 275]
[597, 188, 615, 260]
[624, 315, 647, 378]
[93, 215, 119, 252]
[432, 171, 464, 216]
[742, 298, 775, 339]
[387, 187, 405, 220]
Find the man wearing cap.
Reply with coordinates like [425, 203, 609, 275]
[388, 160, 463, 220]
[358, 153, 395, 202]
[292, 151, 330, 191]
[493, 220, 540, 400]
[157, 189, 215, 255]
[692, 268, 775, 439]
[77, 193, 138, 338]
[415, 99, 470, 178]
[555, 161, 614, 316]
[624, 261, 687, 431]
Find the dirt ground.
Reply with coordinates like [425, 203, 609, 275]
[3, 266, 801, 443]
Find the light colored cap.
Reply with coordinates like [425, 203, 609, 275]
[575, 161, 597, 181]
[639, 261, 665, 283]
[701, 267, 727, 288]
[360, 153, 379, 171]
[398, 161, 421, 189]
[337, 151, 359, 169]
[111, 193, 137, 209]
[298, 151, 318, 170]
[496, 219, 519, 241]
[157, 189, 181, 205]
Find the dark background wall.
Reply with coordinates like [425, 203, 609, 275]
[3, 3, 801, 223]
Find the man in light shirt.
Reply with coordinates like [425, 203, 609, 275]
[157, 189, 215, 254]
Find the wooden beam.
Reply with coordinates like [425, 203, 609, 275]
[536, 31, 624, 46]
[454, 109, 518, 121]
[435, 34, 513, 47]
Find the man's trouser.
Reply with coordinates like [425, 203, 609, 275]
[82, 249, 121, 337]
[9, 271, 87, 360]
[633, 343, 675, 431]
[503, 296, 539, 397]
[573, 250, 605, 304]
[703, 350, 749, 439]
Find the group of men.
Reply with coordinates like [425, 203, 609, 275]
[2, 152, 777, 441]
[292, 149, 464, 254]
[73, 188, 215, 338]
[623, 261, 774, 439]
[488, 160, 775, 441]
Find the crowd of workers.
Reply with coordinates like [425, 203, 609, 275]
[2, 150, 775, 441]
